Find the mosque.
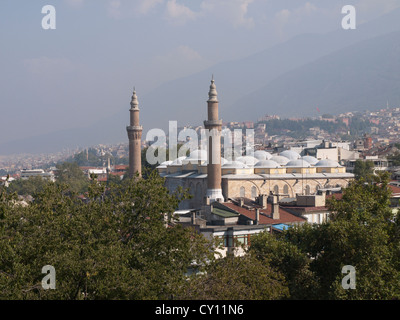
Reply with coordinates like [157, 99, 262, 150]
[127, 78, 354, 210]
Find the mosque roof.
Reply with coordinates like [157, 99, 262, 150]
[235, 156, 259, 166]
[170, 157, 187, 166]
[222, 161, 249, 169]
[270, 155, 290, 165]
[280, 150, 301, 160]
[254, 160, 281, 168]
[315, 159, 342, 167]
[300, 156, 319, 165]
[254, 150, 273, 160]
[286, 159, 312, 168]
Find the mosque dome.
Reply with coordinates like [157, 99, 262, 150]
[254, 160, 281, 168]
[221, 157, 229, 165]
[270, 155, 290, 165]
[315, 159, 342, 167]
[286, 159, 311, 168]
[280, 150, 301, 160]
[300, 156, 319, 165]
[200, 157, 229, 166]
[187, 149, 207, 160]
[222, 161, 249, 169]
[157, 160, 173, 168]
[183, 149, 207, 164]
[235, 156, 259, 166]
[254, 150, 273, 161]
[170, 157, 186, 166]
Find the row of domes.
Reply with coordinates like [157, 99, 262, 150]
[158, 149, 342, 169]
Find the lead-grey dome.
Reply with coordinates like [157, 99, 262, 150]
[315, 159, 342, 167]
[254, 150, 273, 161]
[286, 159, 311, 168]
[222, 161, 249, 169]
[254, 160, 281, 168]
[170, 157, 186, 166]
[187, 149, 207, 161]
[280, 150, 300, 160]
[270, 155, 290, 165]
[235, 156, 259, 166]
[301, 156, 319, 165]
[157, 160, 173, 168]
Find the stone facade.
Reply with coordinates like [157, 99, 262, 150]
[161, 172, 352, 210]
[221, 175, 352, 199]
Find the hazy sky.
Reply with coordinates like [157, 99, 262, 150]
[1, 0, 399, 145]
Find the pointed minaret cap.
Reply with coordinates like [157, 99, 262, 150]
[208, 75, 218, 102]
[130, 87, 139, 110]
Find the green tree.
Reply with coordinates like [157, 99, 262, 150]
[179, 254, 289, 300]
[7, 176, 50, 196]
[106, 173, 124, 185]
[55, 162, 90, 194]
[248, 172, 400, 300]
[353, 159, 375, 182]
[320, 171, 400, 299]
[249, 228, 319, 299]
[0, 170, 214, 300]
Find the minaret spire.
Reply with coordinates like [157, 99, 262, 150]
[204, 76, 224, 203]
[208, 75, 218, 102]
[127, 86, 143, 178]
[131, 87, 139, 110]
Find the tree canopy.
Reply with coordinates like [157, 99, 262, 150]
[249, 171, 400, 300]
[353, 159, 375, 182]
[0, 171, 214, 299]
[2, 166, 399, 300]
[0, 170, 289, 300]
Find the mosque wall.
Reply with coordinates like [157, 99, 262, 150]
[222, 177, 352, 199]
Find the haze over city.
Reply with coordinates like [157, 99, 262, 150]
[1, 0, 400, 155]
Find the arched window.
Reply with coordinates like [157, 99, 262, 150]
[273, 185, 279, 195]
[251, 186, 257, 199]
[240, 187, 245, 197]
[283, 185, 289, 195]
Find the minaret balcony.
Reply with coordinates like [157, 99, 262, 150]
[127, 125, 143, 131]
[204, 120, 222, 127]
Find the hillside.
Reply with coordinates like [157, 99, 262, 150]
[227, 31, 400, 120]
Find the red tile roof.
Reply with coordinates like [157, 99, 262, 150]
[222, 202, 305, 225]
[326, 193, 343, 200]
[109, 172, 124, 176]
[114, 165, 128, 170]
[388, 184, 400, 194]
[282, 206, 329, 213]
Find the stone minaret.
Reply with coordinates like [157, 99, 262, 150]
[126, 88, 142, 178]
[204, 76, 224, 203]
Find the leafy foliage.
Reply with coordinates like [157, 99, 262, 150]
[7, 176, 49, 196]
[249, 172, 400, 300]
[0, 170, 214, 300]
[353, 159, 375, 182]
[55, 162, 90, 194]
[179, 254, 289, 300]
